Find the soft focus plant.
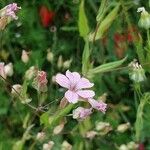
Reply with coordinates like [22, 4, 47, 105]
[1, 0, 150, 149]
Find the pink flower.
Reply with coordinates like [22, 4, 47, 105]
[56, 70, 95, 103]
[32, 71, 48, 92]
[0, 62, 6, 79]
[88, 99, 107, 113]
[5, 3, 21, 20]
[73, 107, 92, 120]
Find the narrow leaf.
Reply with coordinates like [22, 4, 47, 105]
[88, 56, 127, 75]
[82, 38, 90, 75]
[89, 4, 120, 41]
[78, 0, 90, 38]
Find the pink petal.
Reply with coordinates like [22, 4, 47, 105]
[76, 77, 94, 89]
[88, 99, 107, 113]
[77, 90, 95, 98]
[66, 70, 81, 85]
[0, 62, 6, 79]
[56, 73, 70, 89]
[65, 90, 79, 103]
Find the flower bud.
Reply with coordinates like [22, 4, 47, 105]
[43, 141, 54, 150]
[4, 62, 13, 77]
[63, 59, 72, 69]
[61, 141, 72, 150]
[57, 55, 63, 69]
[117, 122, 130, 133]
[32, 71, 48, 92]
[36, 132, 46, 141]
[53, 123, 64, 135]
[129, 60, 146, 82]
[85, 131, 97, 139]
[137, 7, 150, 29]
[51, 75, 56, 83]
[11, 84, 22, 97]
[95, 122, 112, 135]
[25, 66, 37, 80]
[127, 141, 138, 149]
[0, 62, 6, 79]
[119, 144, 128, 150]
[21, 50, 29, 63]
[47, 49, 54, 63]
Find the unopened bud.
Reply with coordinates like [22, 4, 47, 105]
[21, 50, 29, 63]
[137, 7, 150, 29]
[61, 141, 72, 150]
[57, 55, 63, 69]
[11, 84, 22, 96]
[0, 62, 6, 79]
[47, 49, 54, 62]
[127, 141, 138, 149]
[51, 75, 56, 83]
[36, 132, 46, 141]
[53, 123, 64, 135]
[85, 131, 97, 139]
[129, 60, 146, 82]
[4, 62, 13, 77]
[43, 141, 54, 150]
[117, 122, 130, 133]
[95, 122, 112, 135]
[63, 59, 72, 69]
[25, 66, 37, 80]
[119, 144, 128, 150]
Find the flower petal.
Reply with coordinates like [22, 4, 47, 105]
[88, 98, 107, 113]
[77, 90, 95, 98]
[66, 70, 81, 85]
[76, 77, 94, 89]
[65, 90, 79, 103]
[56, 73, 70, 88]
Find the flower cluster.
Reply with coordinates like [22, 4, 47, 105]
[56, 70, 107, 120]
[0, 3, 21, 30]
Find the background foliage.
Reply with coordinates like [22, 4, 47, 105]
[1, 0, 150, 149]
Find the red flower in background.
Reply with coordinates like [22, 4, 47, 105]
[39, 6, 55, 27]
[138, 143, 145, 150]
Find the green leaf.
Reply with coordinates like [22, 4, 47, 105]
[40, 111, 50, 126]
[40, 104, 75, 128]
[88, 56, 127, 75]
[82, 38, 91, 76]
[78, 0, 90, 38]
[96, 0, 108, 22]
[89, 4, 120, 41]
[135, 93, 150, 141]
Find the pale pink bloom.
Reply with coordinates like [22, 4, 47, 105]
[56, 70, 95, 103]
[73, 107, 92, 120]
[5, 3, 21, 20]
[88, 99, 107, 113]
[32, 71, 48, 92]
[0, 62, 6, 79]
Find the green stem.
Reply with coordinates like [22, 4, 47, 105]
[147, 29, 150, 44]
